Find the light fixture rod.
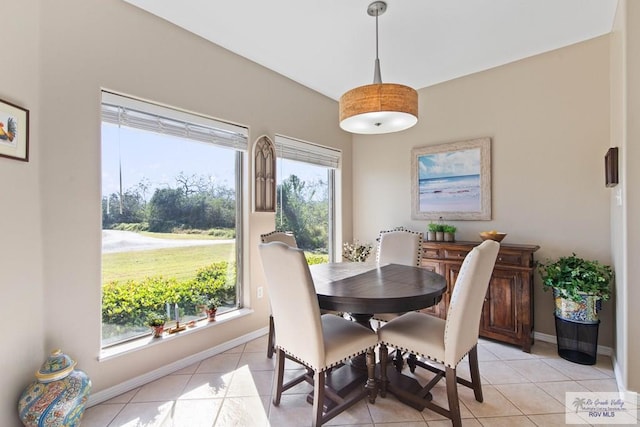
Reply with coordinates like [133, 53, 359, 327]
[368, 1, 386, 84]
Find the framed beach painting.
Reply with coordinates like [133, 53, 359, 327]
[411, 137, 491, 220]
[0, 98, 29, 162]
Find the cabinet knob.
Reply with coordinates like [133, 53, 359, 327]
[498, 257, 503, 261]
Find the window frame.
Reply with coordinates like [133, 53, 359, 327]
[100, 91, 247, 348]
[274, 135, 340, 262]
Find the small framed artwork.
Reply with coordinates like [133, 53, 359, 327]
[0, 98, 29, 162]
[411, 137, 491, 220]
[605, 147, 618, 188]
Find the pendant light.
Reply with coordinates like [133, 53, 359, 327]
[339, 1, 418, 135]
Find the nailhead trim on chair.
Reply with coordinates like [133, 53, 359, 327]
[277, 345, 377, 372]
[378, 340, 469, 369]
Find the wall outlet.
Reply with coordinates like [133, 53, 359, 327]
[257, 286, 263, 299]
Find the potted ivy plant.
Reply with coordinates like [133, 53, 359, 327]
[147, 312, 167, 338]
[538, 253, 613, 323]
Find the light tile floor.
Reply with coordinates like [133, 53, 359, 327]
[83, 336, 620, 426]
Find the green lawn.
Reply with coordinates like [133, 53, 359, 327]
[102, 243, 235, 283]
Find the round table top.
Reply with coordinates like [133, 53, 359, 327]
[310, 262, 446, 314]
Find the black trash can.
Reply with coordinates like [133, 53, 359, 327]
[554, 315, 599, 365]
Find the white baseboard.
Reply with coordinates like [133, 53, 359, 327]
[533, 330, 613, 356]
[87, 327, 269, 407]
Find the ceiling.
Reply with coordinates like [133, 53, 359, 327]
[123, 0, 618, 101]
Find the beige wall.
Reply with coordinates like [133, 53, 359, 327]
[0, 0, 45, 424]
[1, 0, 351, 425]
[352, 36, 614, 346]
[624, 0, 640, 393]
[611, 0, 640, 392]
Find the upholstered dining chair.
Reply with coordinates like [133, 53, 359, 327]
[376, 227, 423, 267]
[374, 227, 424, 368]
[260, 231, 297, 359]
[259, 241, 378, 426]
[377, 240, 500, 427]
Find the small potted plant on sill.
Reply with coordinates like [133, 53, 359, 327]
[443, 225, 457, 242]
[205, 297, 221, 321]
[147, 312, 167, 338]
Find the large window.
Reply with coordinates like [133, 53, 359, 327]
[275, 135, 340, 262]
[100, 92, 246, 347]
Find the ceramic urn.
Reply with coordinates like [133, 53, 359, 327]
[18, 349, 91, 427]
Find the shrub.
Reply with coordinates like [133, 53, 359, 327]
[102, 261, 236, 327]
[113, 222, 149, 232]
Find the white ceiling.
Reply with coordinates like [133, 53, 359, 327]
[123, 0, 618, 101]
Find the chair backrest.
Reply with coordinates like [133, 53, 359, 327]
[260, 231, 298, 248]
[444, 240, 500, 366]
[258, 241, 324, 368]
[376, 228, 423, 267]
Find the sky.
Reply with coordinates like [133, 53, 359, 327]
[101, 123, 326, 199]
[418, 148, 481, 180]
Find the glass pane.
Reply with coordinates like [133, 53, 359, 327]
[276, 158, 331, 265]
[101, 122, 239, 347]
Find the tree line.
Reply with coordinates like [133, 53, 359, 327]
[102, 173, 330, 252]
[102, 172, 235, 232]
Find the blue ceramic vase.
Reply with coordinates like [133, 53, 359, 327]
[18, 349, 91, 427]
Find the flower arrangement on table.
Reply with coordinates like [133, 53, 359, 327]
[342, 241, 373, 262]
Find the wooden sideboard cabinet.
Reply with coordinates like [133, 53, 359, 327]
[421, 241, 540, 352]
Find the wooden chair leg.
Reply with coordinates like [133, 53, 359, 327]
[312, 370, 325, 427]
[267, 315, 275, 359]
[468, 345, 483, 402]
[393, 348, 404, 372]
[366, 348, 377, 403]
[272, 349, 285, 406]
[379, 344, 389, 398]
[445, 366, 462, 427]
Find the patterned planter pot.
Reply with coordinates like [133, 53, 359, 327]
[18, 349, 91, 427]
[553, 288, 602, 324]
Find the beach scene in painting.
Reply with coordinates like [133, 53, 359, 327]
[418, 147, 481, 213]
[0, 112, 18, 148]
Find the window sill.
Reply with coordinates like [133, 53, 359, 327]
[99, 308, 254, 362]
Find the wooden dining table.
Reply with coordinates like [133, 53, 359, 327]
[309, 261, 447, 410]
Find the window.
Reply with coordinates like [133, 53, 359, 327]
[274, 135, 340, 263]
[100, 91, 246, 347]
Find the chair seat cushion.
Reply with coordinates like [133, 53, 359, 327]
[320, 314, 378, 370]
[378, 311, 447, 365]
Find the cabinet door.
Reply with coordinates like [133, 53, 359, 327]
[480, 268, 521, 341]
[420, 261, 447, 318]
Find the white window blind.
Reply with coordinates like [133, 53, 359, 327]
[275, 135, 341, 169]
[101, 91, 248, 151]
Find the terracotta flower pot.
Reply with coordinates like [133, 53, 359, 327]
[151, 325, 164, 338]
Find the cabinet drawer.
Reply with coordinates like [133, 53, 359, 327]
[496, 253, 523, 266]
[444, 249, 469, 260]
[423, 247, 441, 259]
